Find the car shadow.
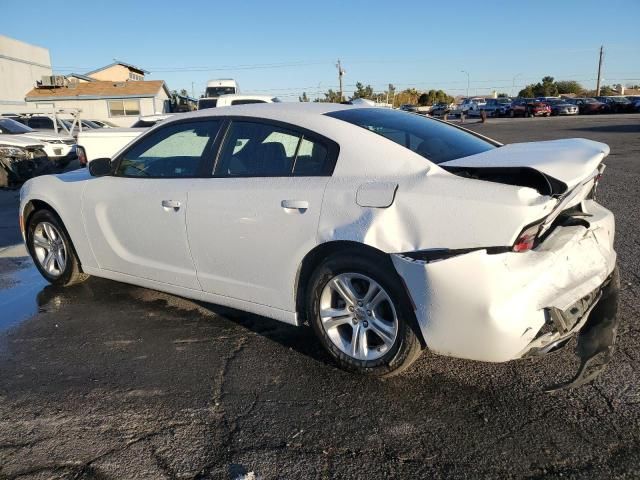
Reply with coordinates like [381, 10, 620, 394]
[194, 300, 333, 365]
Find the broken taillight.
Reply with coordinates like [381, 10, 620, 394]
[513, 223, 542, 252]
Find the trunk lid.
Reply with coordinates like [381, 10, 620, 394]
[440, 138, 609, 194]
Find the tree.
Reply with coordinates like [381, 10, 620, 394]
[497, 92, 509, 98]
[599, 85, 616, 96]
[517, 76, 560, 97]
[556, 80, 583, 95]
[314, 89, 342, 103]
[518, 85, 536, 97]
[179, 88, 189, 97]
[353, 82, 374, 99]
[299, 92, 309, 102]
[418, 93, 430, 106]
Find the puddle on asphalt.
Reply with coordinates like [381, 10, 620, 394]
[0, 257, 48, 332]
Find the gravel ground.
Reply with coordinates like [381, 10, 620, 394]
[0, 114, 639, 479]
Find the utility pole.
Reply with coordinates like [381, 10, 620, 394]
[191, 82, 195, 99]
[461, 70, 470, 98]
[336, 59, 345, 102]
[596, 45, 604, 96]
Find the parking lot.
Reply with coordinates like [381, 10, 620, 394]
[0, 114, 639, 479]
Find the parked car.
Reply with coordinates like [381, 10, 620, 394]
[596, 96, 635, 113]
[428, 103, 452, 117]
[481, 98, 512, 117]
[0, 135, 49, 188]
[565, 98, 609, 115]
[545, 99, 579, 116]
[197, 94, 280, 110]
[0, 118, 76, 167]
[400, 104, 418, 113]
[20, 104, 618, 387]
[458, 97, 486, 115]
[509, 99, 551, 117]
[77, 114, 177, 165]
[87, 119, 120, 128]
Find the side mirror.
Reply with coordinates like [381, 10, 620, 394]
[88, 157, 112, 177]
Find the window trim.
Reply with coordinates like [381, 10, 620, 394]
[107, 99, 142, 118]
[111, 117, 225, 179]
[208, 116, 340, 178]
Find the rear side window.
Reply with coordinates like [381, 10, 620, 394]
[214, 121, 330, 177]
[116, 120, 221, 178]
[326, 108, 496, 164]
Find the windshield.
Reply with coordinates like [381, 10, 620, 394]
[0, 118, 34, 134]
[205, 86, 236, 97]
[326, 108, 496, 164]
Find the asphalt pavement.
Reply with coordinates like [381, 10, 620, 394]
[0, 115, 639, 479]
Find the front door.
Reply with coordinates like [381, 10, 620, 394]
[82, 119, 222, 290]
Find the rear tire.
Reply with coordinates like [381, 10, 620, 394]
[306, 251, 423, 377]
[27, 209, 89, 287]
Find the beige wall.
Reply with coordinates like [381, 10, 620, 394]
[25, 96, 163, 127]
[88, 64, 145, 82]
[0, 35, 52, 110]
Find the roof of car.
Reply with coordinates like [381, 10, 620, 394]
[178, 102, 356, 122]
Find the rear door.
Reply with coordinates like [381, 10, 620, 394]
[187, 118, 338, 311]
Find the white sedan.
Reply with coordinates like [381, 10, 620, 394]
[19, 104, 619, 385]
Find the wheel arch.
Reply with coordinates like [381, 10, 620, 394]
[22, 197, 92, 272]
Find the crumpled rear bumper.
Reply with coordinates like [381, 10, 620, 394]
[391, 200, 616, 363]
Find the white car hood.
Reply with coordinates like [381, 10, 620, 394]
[22, 131, 75, 143]
[440, 138, 609, 191]
[0, 134, 44, 149]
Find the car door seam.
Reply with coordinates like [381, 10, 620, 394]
[183, 189, 204, 291]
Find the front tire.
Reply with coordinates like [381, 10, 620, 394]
[306, 251, 422, 377]
[27, 209, 89, 287]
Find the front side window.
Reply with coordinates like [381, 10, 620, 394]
[116, 120, 220, 178]
[108, 99, 141, 117]
[214, 121, 330, 177]
[327, 108, 496, 164]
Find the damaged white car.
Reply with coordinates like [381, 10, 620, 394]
[19, 104, 618, 388]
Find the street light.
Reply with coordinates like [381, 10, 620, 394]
[512, 73, 522, 97]
[461, 70, 470, 98]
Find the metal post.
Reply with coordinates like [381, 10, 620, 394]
[461, 70, 470, 98]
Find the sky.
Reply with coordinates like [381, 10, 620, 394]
[3, 0, 639, 100]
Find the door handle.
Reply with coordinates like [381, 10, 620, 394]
[161, 200, 181, 211]
[281, 200, 309, 213]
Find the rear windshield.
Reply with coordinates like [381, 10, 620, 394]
[326, 108, 496, 164]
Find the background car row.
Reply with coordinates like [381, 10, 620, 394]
[420, 95, 640, 118]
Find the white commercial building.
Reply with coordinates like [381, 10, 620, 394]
[0, 35, 52, 112]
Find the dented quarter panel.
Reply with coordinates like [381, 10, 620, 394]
[391, 200, 616, 362]
[319, 165, 555, 252]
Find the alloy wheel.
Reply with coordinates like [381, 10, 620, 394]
[32, 222, 67, 278]
[319, 273, 399, 361]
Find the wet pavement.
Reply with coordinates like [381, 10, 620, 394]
[0, 115, 639, 479]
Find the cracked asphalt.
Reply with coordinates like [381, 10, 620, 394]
[0, 114, 639, 479]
